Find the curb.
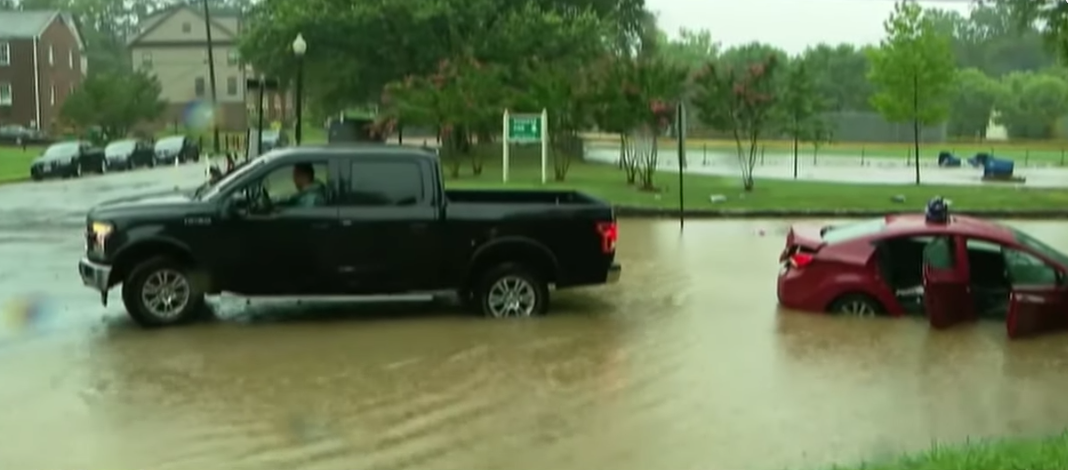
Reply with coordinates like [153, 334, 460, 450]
[612, 206, 1068, 219]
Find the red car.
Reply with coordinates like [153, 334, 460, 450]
[777, 213, 1068, 339]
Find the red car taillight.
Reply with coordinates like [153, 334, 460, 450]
[790, 253, 814, 268]
[597, 221, 617, 254]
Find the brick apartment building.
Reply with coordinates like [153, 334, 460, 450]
[0, 10, 86, 133]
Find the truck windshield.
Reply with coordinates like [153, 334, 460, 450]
[197, 158, 265, 200]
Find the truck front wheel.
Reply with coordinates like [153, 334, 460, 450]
[121, 256, 207, 328]
[474, 263, 549, 318]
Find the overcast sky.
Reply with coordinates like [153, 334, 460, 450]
[649, 0, 973, 54]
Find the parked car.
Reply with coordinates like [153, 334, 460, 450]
[777, 207, 1068, 339]
[29, 140, 105, 180]
[255, 129, 290, 152]
[104, 138, 155, 170]
[77, 144, 622, 328]
[153, 135, 200, 165]
[0, 124, 52, 145]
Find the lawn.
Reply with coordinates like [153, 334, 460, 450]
[820, 431, 1068, 470]
[0, 145, 43, 183]
[446, 149, 1068, 213]
[581, 133, 1068, 166]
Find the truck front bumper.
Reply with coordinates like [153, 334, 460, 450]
[78, 258, 112, 305]
[606, 263, 622, 284]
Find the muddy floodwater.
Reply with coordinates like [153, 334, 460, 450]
[2, 170, 1068, 470]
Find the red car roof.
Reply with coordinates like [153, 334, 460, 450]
[879, 214, 1016, 242]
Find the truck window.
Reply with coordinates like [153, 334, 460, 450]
[346, 160, 423, 206]
[229, 161, 331, 208]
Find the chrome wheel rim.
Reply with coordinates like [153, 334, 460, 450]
[839, 300, 877, 317]
[486, 276, 537, 318]
[140, 269, 191, 320]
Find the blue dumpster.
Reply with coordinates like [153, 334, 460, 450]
[983, 158, 1014, 178]
[968, 152, 991, 168]
[937, 151, 961, 167]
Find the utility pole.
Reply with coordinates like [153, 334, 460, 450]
[201, 0, 220, 155]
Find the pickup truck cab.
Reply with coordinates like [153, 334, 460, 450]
[78, 144, 622, 327]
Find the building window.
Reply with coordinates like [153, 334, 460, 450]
[0, 42, 9, 66]
[68, 50, 73, 68]
[0, 82, 11, 106]
[182, 22, 191, 33]
[226, 76, 237, 95]
[194, 77, 205, 97]
[141, 51, 152, 68]
[48, 45, 53, 65]
[227, 50, 238, 66]
[49, 84, 54, 105]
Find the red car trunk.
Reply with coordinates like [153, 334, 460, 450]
[781, 224, 825, 262]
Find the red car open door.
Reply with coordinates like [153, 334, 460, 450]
[923, 236, 977, 329]
[1007, 287, 1068, 339]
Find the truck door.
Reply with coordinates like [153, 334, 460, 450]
[335, 157, 440, 294]
[923, 235, 977, 329]
[1004, 248, 1068, 339]
[216, 159, 340, 295]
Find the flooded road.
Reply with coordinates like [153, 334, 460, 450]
[2, 170, 1068, 470]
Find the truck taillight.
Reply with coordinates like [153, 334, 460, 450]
[597, 222, 617, 253]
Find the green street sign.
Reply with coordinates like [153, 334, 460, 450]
[507, 115, 542, 142]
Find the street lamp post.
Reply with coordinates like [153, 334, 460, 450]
[292, 33, 307, 145]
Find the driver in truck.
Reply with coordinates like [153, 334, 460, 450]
[283, 163, 326, 207]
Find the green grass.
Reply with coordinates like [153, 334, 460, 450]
[582, 134, 1068, 165]
[818, 431, 1068, 470]
[445, 148, 1068, 212]
[0, 145, 43, 183]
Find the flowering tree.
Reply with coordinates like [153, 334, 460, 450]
[587, 56, 685, 190]
[692, 55, 781, 191]
[379, 56, 506, 177]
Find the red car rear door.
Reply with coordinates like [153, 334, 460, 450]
[1004, 248, 1068, 339]
[923, 235, 977, 329]
[1007, 288, 1068, 338]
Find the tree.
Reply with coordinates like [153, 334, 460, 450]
[692, 55, 781, 191]
[799, 44, 874, 112]
[657, 28, 719, 72]
[586, 56, 644, 182]
[60, 70, 165, 139]
[780, 60, 824, 179]
[514, 59, 596, 181]
[867, 0, 956, 185]
[948, 68, 1003, 139]
[995, 71, 1068, 139]
[239, 0, 631, 112]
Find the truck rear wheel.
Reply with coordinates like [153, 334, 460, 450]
[121, 256, 206, 328]
[474, 263, 549, 318]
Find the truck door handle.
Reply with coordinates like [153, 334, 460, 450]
[341, 220, 353, 227]
[311, 222, 329, 229]
[411, 222, 427, 231]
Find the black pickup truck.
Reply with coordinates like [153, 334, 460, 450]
[78, 144, 622, 327]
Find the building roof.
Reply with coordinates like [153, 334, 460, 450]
[0, 10, 57, 39]
[126, 4, 239, 46]
[0, 10, 85, 50]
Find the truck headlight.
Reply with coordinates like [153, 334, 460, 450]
[89, 221, 113, 252]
